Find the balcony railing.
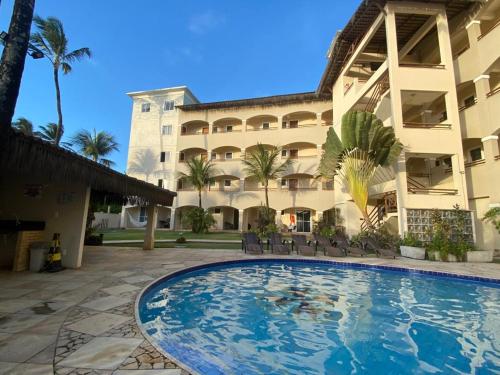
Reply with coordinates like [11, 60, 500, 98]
[213, 129, 242, 134]
[403, 122, 451, 129]
[322, 121, 333, 127]
[458, 98, 477, 112]
[407, 187, 458, 195]
[282, 122, 317, 129]
[464, 159, 485, 168]
[486, 86, 500, 98]
[399, 63, 445, 69]
[495, 155, 500, 161]
[246, 127, 279, 132]
[210, 157, 242, 162]
[477, 19, 500, 41]
[453, 44, 470, 60]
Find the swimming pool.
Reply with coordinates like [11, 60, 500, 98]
[138, 260, 500, 374]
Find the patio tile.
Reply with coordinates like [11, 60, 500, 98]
[20, 300, 75, 315]
[122, 275, 154, 284]
[102, 284, 140, 296]
[58, 337, 142, 370]
[0, 299, 42, 313]
[0, 313, 50, 333]
[28, 343, 56, 364]
[81, 295, 130, 312]
[112, 271, 136, 278]
[5, 363, 53, 375]
[114, 370, 182, 374]
[66, 312, 131, 336]
[0, 288, 35, 298]
[0, 362, 17, 374]
[0, 333, 55, 362]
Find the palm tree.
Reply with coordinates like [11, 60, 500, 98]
[12, 117, 37, 136]
[71, 129, 119, 167]
[178, 157, 216, 208]
[242, 143, 293, 218]
[30, 16, 91, 145]
[0, 0, 35, 129]
[38, 122, 58, 142]
[319, 111, 402, 229]
[127, 149, 158, 182]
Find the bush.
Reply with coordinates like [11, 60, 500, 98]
[400, 232, 423, 247]
[85, 234, 103, 246]
[175, 237, 186, 244]
[482, 207, 500, 234]
[353, 227, 400, 249]
[182, 208, 215, 234]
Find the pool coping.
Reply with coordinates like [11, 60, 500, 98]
[134, 257, 500, 375]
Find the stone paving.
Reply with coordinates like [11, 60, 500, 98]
[0, 246, 499, 375]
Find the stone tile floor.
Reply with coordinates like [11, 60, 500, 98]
[0, 246, 498, 375]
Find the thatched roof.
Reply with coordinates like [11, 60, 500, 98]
[317, 0, 478, 94]
[177, 91, 331, 111]
[0, 130, 176, 206]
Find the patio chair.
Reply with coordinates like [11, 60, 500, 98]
[268, 232, 291, 255]
[361, 237, 398, 259]
[335, 235, 370, 257]
[313, 234, 345, 257]
[242, 232, 264, 254]
[291, 234, 315, 256]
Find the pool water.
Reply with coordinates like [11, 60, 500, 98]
[138, 261, 500, 374]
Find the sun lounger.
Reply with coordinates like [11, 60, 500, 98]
[291, 234, 315, 256]
[242, 232, 264, 254]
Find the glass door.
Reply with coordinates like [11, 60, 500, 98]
[296, 210, 311, 232]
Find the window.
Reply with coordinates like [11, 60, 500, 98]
[177, 180, 183, 190]
[141, 103, 150, 112]
[162, 125, 172, 135]
[213, 127, 218, 133]
[226, 125, 233, 132]
[289, 120, 298, 128]
[225, 152, 233, 160]
[289, 149, 299, 159]
[214, 208, 221, 214]
[281, 149, 288, 157]
[179, 152, 185, 162]
[282, 121, 287, 129]
[281, 179, 288, 187]
[139, 207, 147, 222]
[211, 152, 217, 160]
[164, 100, 175, 111]
[262, 122, 270, 130]
[443, 157, 452, 168]
[224, 179, 231, 187]
[160, 152, 166, 162]
[158, 179, 163, 188]
[161, 151, 170, 162]
[470, 148, 483, 162]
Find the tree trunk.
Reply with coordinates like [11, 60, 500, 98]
[0, 0, 35, 131]
[53, 67, 63, 145]
[198, 189, 202, 208]
[361, 207, 375, 231]
[264, 180, 270, 222]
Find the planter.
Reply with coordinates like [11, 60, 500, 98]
[427, 252, 458, 262]
[400, 245, 426, 260]
[466, 250, 494, 263]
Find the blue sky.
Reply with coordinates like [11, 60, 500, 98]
[1, 0, 359, 172]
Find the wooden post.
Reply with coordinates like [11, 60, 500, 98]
[143, 204, 158, 250]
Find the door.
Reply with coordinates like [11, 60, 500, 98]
[296, 210, 311, 232]
[288, 179, 298, 190]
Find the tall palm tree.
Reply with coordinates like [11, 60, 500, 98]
[242, 143, 293, 218]
[12, 117, 37, 136]
[30, 16, 91, 145]
[127, 149, 158, 182]
[38, 122, 58, 142]
[71, 129, 119, 167]
[319, 111, 402, 229]
[178, 157, 216, 208]
[0, 0, 35, 129]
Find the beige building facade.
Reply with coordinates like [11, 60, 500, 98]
[126, 0, 499, 250]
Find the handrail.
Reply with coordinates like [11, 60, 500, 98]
[458, 98, 477, 112]
[407, 187, 458, 195]
[486, 86, 500, 98]
[407, 176, 426, 189]
[344, 82, 354, 95]
[211, 157, 242, 162]
[180, 132, 209, 136]
[464, 159, 485, 168]
[246, 127, 278, 132]
[399, 63, 445, 69]
[495, 155, 500, 161]
[282, 123, 317, 129]
[477, 19, 500, 41]
[213, 129, 242, 134]
[281, 187, 318, 191]
[322, 121, 333, 126]
[403, 122, 451, 129]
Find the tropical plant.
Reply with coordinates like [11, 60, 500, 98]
[127, 149, 158, 182]
[38, 122, 72, 148]
[0, 0, 35, 129]
[400, 232, 423, 247]
[71, 129, 119, 167]
[242, 143, 293, 220]
[30, 16, 91, 145]
[482, 207, 500, 234]
[178, 156, 216, 208]
[182, 208, 215, 233]
[319, 111, 402, 229]
[12, 117, 37, 136]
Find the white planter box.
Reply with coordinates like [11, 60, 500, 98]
[400, 246, 426, 260]
[467, 250, 493, 263]
[427, 252, 458, 262]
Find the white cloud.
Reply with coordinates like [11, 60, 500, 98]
[188, 11, 224, 35]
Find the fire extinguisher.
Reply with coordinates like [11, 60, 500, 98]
[44, 233, 64, 272]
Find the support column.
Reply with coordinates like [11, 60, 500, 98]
[120, 205, 127, 228]
[277, 116, 283, 130]
[208, 121, 213, 134]
[238, 209, 244, 232]
[242, 119, 247, 133]
[316, 112, 322, 127]
[143, 204, 158, 250]
[240, 178, 245, 192]
[170, 208, 176, 230]
[64, 186, 91, 269]
[277, 178, 282, 191]
[482, 135, 500, 202]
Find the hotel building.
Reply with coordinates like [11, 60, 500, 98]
[125, 0, 499, 251]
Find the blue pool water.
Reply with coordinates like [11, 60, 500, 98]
[138, 261, 500, 374]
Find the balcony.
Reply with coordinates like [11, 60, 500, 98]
[406, 155, 458, 197]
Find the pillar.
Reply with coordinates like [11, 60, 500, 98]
[242, 119, 247, 133]
[119, 205, 127, 228]
[240, 178, 245, 192]
[316, 112, 322, 127]
[277, 178, 282, 191]
[238, 209, 244, 232]
[143, 204, 158, 250]
[277, 116, 283, 129]
[482, 135, 500, 202]
[170, 208, 176, 230]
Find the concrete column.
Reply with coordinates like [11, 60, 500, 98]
[482, 135, 500, 202]
[240, 178, 245, 192]
[169, 208, 176, 230]
[143, 204, 158, 250]
[208, 121, 213, 134]
[238, 209, 244, 232]
[119, 205, 127, 228]
[277, 116, 283, 130]
[465, 20, 481, 46]
[316, 112, 322, 127]
[277, 178, 282, 191]
[317, 211, 323, 223]
[68, 186, 91, 269]
[242, 119, 247, 133]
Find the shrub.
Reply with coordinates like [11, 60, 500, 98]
[482, 207, 500, 234]
[400, 232, 423, 247]
[182, 208, 215, 234]
[175, 237, 186, 244]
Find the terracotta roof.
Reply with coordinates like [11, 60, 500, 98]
[177, 92, 331, 111]
[0, 130, 176, 206]
[317, 0, 478, 95]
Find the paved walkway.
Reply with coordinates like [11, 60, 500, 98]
[0, 247, 498, 375]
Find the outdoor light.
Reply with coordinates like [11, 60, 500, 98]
[0, 30, 44, 59]
[0, 31, 8, 44]
[29, 49, 44, 59]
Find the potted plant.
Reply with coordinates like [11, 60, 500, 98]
[400, 233, 426, 260]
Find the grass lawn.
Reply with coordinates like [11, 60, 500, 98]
[97, 229, 243, 242]
[111, 241, 241, 250]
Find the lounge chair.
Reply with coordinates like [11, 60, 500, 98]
[361, 237, 398, 259]
[242, 232, 264, 254]
[268, 233, 291, 255]
[313, 234, 345, 257]
[291, 234, 315, 256]
[335, 235, 369, 257]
